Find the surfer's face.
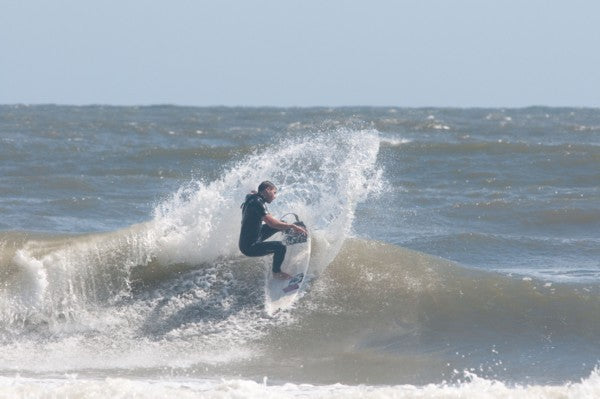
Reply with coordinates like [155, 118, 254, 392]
[262, 187, 277, 203]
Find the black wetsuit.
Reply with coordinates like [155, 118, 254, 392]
[239, 193, 286, 273]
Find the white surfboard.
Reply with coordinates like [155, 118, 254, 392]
[265, 215, 311, 315]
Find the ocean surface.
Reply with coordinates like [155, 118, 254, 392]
[0, 105, 599, 398]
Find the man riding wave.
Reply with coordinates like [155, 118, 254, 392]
[239, 181, 307, 279]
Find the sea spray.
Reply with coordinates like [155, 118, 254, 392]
[152, 128, 383, 272]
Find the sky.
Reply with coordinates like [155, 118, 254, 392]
[2, 0, 600, 107]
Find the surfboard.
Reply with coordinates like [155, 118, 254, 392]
[265, 215, 311, 315]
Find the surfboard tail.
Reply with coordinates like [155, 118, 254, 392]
[282, 283, 299, 293]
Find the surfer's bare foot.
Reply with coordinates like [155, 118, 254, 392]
[273, 272, 292, 280]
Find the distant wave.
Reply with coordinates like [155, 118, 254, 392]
[381, 137, 413, 146]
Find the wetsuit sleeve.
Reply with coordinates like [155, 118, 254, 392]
[257, 200, 268, 218]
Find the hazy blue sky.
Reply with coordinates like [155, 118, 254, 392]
[2, 1, 599, 107]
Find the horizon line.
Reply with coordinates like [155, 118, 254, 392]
[2, 103, 599, 110]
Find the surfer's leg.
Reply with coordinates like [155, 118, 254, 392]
[258, 224, 279, 242]
[270, 242, 287, 273]
[269, 241, 290, 279]
[242, 241, 287, 273]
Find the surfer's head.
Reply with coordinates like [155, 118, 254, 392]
[258, 180, 277, 203]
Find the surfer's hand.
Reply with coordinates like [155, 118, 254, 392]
[290, 224, 307, 235]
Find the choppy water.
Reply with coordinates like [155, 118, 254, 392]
[0, 105, 599, 398]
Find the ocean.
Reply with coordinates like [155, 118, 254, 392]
[0, 105, 599, 398]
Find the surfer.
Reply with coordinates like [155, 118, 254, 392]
[239, 181, 307, 280]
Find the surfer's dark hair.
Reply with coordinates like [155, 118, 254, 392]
[258, 181, 276, 192]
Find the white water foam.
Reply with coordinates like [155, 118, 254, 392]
[1, 368, 599, 399]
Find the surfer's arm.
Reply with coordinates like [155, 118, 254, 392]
[263, 214, 307, 235]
